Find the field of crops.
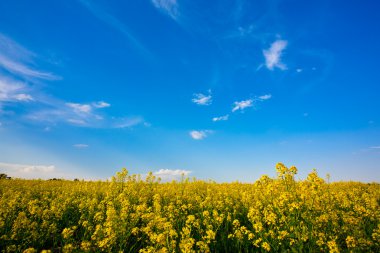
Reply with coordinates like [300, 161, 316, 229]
[1, 163, 380, 252]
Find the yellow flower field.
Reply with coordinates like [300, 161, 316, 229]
[1, 163, 380, 252]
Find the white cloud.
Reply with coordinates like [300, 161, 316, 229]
[263, 39, 288, 70]
[151, 0, 179, 20]
[0, 162, 55, 176]
[0, 77, 26, 102]
[232, 99, 253, 112]
[212, 114, 229, 122]
[370, 146, 380, 149]
[231, 95, 271, 113]
[27, 98, 113, 127]
[66, 103, 92, 113]
[296, 68, 303, 73]
[190, 130, 212, 140]
[14, 93, 34, 102]
[0, 77, 34, 106]
[0, 33, 144, 130]
[154, 169, 191, 177]
[258, 94, 272, 100]
[192, 92, 212, 106]
[93, 101, 110, 108]
[73, 144, 89, 149]
[153, 169, 191, 182]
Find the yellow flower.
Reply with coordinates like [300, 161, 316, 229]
[262, 242, 271, 252]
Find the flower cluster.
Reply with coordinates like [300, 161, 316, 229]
[0, 164, 380, 252]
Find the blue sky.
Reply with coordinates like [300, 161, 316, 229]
[0, 0, 379, 182]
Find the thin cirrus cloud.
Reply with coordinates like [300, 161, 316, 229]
[0, 33, 59, 80]
[263, 39, 288, 70]
[66, 102, 92, 114]
[189, 130, 212, 140]
[112, 116, 145, 129]
[27, 101, 144, 129]
[73, 144, 89, 149]
[0, 34, 54, 107]
[151, 0, 179, 21]
[93, 101, 110, 108]
[78, 0, 151, 58]
[14, 93, 34, 102]
[258, 94, 272, 100]
[24, 97, 146, 129]
[0, 55, 58, 80]
[0, 76, 33, 103]
[212, 114, 229, 122]
[0, 33, 145, 129]
[192, 91, 212, 106]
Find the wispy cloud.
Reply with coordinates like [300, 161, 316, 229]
[67, 118, 86, 125]
[0, 76, 30, 102]
[27, 102, 139, 129]
[78, 0, 151, 57]
[0, 55, 58, 80]
[66, 102, 92, 114]
[232, 99, 253, 112]
[93, 101, 110, 108]
[192, 91, 212, 106]
[27, 99, 111, 127]
[189, 130, 212, 140]
[263, 39, 287, 70]
[0, 33, 59, 80]
[0, 34, 142, 129]
[12, 89, 140, 128]
[370, 146, 380, 149]
[0, 34, 58, 115]
[151, 0, 179, 21]
[73, 144, 89, 149]
[25, 98, 110, 127]
[212, 114, 229, 122]
[258, 94, 272, 100]
[232, 94, 271, 113]
[14, 93, 34, 102]
[113, 116, 145, 129]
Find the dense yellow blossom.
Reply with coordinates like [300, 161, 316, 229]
[0, 163, 380, 252]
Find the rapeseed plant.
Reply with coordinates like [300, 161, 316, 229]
[0, 163, 379, 252]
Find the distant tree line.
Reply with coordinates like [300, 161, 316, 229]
[0, 173, 11, 180]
